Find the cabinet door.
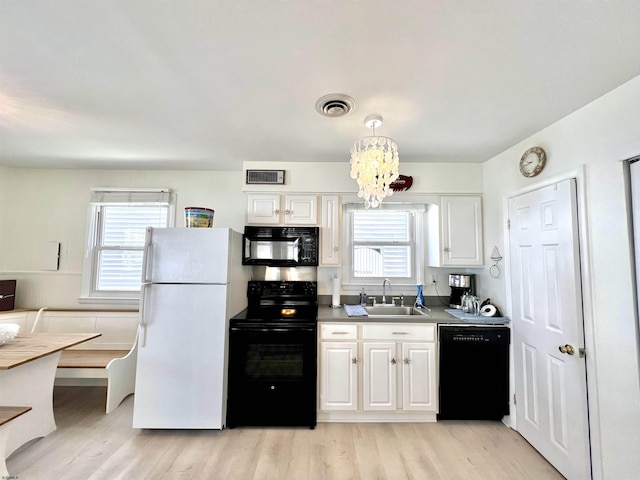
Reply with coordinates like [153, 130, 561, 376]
[320, 341, 358, 411]
[362, 342, 397, 411]
[440, 195, 483, 266]
[320, 195, 340, 265]
[284, 195, 318, 225]
[401, 342, 437, 411]
[247, 194, 280, 225]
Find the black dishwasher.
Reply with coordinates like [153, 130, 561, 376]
[438, 325, 510, 420]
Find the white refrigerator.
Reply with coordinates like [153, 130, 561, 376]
[132, 227, 249, 429]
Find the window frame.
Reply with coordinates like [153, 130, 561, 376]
[80, 188, 175, 305]
[341, 203, 425, 290]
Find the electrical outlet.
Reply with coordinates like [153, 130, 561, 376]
[430, 274, 437, 284]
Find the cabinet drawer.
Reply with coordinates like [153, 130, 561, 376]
[361, 324, 435, 341]
[320, 323, 358, 340]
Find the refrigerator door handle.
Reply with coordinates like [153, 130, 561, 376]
[142, 227, 153, 283]
[139, 282, 150, 347]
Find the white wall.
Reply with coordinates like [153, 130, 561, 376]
[243, 161, 484, 194]
[0, 169, 246, 308]
[0, 163, 484, 308]
[481, 75, 640, 479]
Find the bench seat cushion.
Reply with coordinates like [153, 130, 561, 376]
[58, 350, 130, 369]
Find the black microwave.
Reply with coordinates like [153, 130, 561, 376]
[242, 226, 319, 266]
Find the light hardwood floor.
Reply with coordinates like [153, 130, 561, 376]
[7, 386, 564, 480]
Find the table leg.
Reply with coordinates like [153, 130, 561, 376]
[0, 352, 59, 457]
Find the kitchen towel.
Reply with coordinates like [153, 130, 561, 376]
[344, 305, 368, 317]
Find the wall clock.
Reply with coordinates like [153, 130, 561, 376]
[519, 147, 546, 177]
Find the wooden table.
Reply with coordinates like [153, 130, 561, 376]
[0, 333, 100, 458]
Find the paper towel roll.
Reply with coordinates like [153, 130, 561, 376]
[331, 275, 341, 307]
[480, 304, 497, 317]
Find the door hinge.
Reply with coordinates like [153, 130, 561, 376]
[513, 394, 516, 405]
[579, 347, 586, 358]
[507, 219, 511, 229]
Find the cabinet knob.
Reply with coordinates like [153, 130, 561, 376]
[351, 357, 359, 364]
[404, 358, 411, 365]
[285, 209, 292, 215]
[274, 209, 280, 214]
[444, 247, 451, 252]
[333, 246, 339, 252]
[390, 358, 398, 365]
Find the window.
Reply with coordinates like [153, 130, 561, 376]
[342, 204, 424, 288]
[81, 189, 175, 303]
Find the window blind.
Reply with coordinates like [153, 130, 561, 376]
[90, 188, 173, 206]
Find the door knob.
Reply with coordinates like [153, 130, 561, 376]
[559, 344, 575, 355]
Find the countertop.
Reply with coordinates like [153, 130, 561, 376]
[318, 305, 509, 325]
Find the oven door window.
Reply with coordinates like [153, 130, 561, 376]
[244, 343, 304, 381]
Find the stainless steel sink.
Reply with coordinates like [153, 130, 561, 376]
[364, 306, 431, 317]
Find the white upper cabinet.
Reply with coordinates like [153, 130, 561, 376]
[246, 194, 318, 225]
[428, 195, 484, 267]
[320, 195, 341, 266]
[285, 195, 318, 224]
[246, 194, 280, 225]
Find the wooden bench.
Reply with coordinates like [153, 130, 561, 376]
[0, 406, 31, 476]
[0, 308, 139, 414]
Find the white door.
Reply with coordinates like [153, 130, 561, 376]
[509, 179, 591, 479]
[362, 342, 397, 411]
[319, 341, 358, 411]
[401, 342, 436, 411]
[630, 161, 640, 331]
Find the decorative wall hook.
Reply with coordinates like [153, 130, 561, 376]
[490, 246, 503, 278]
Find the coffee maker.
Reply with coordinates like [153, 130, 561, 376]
[448, 274, 475, 309]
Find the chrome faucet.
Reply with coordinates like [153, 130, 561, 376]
[382, 278, 391, 304]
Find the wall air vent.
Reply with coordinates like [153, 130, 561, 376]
[246, 170, 286, 185]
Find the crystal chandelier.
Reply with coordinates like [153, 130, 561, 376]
[350, 114, 400, 208]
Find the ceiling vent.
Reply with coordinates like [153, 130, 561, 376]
[315, 94, 356, 117]
[246, 170, 285, 185]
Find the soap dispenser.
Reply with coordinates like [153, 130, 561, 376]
[359, 288, 367, 306]
[415, 284, 425, 308]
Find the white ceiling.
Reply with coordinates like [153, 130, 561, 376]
[1, 1, 639, 171]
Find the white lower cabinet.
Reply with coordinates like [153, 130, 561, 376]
[363, 342, 397, 411]
[401, 342, 437, 411]
[319, 322, 437, 422]
[320, 341, 358, 411]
